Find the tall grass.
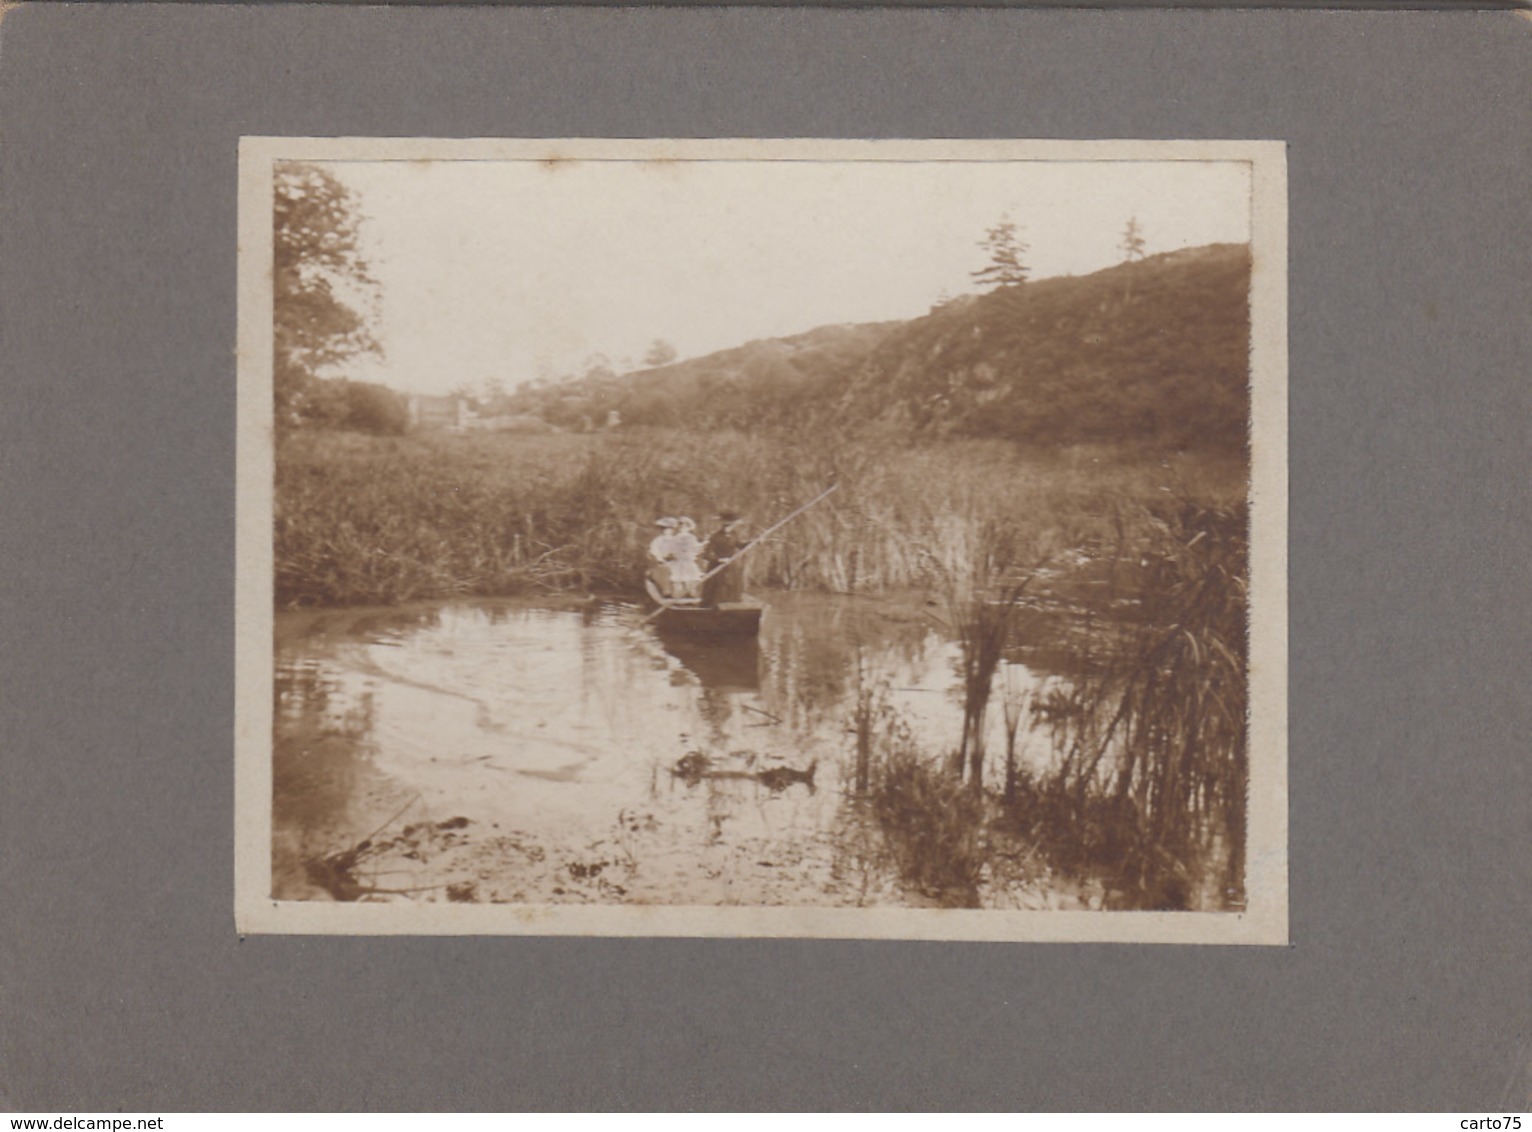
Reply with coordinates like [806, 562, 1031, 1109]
[853, 497, 1249, 911]
[940, 521, 1047, 789]
[274, 426, 1188, 607]
[872, 743, 988, 907]
[847, 672, 988, 907]
[1000, 667, 1032, 806]
[1012, 500, 1250, 908]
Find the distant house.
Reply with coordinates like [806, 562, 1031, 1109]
[407, 394, 470, 431]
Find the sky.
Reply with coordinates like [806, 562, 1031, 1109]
[314, 156, 1252, 396]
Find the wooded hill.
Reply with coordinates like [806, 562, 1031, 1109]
[509, 243, 1252, 454]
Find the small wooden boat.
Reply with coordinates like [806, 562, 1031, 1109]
[644, 579, 763, 637]
[653, 600, 763, 636]
[636, 483, 839, 641]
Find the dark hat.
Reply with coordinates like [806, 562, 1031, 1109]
[715, 510, 741, 522]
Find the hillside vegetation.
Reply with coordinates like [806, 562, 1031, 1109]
[508, 243, 1251, 454]
[839, 244, 1251, 451]
[507, 322, 893, 432]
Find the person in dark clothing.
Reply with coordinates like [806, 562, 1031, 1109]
[701, 511, 749, 605]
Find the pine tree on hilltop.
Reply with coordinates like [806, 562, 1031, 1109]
[1120, 216, 1147, 263]
[971, 215, 1031, 290]
[643, 338, 679, 367]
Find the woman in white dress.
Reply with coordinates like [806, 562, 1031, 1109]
[647, 517, 679, 598]
[668, 516, 705, 600]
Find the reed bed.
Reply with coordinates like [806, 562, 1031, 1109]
[938, 520, 1049, 789]
[855, 498, 1250, 911]
[847, 671, 990, 907]
[274, 426, 1187, 607]
[1026, 499, 1251, 908]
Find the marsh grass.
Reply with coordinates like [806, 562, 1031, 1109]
[855, 700, 988, 907]
[853, 497, 1249, 911]
[872, 744, 989, 907]
[275, 427, 1192, 607]
[1000, 667, 1033, 806]
[939, 521, 1049, 790]
[840, 665, 982, 906]
[1010, 499, 1250, 908]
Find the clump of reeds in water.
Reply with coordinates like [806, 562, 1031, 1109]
[999, 666, 1033, 806]
[844, 665, 987, 907]
[873, 742, 988, 907]
[851, 521, 1047, 907]
[935, 520, 1051, 792]
[851, 497, 1250, 912]
[1022, 499, 1250, 909]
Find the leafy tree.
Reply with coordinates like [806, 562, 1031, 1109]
[643, 338, 679, 368]
[340, 381, 410, 435]
[273, 162, 381, 429]
[970, 214, 1030, 289]
[293, 378, 407, 435]
[1120, 216, 1147, 262]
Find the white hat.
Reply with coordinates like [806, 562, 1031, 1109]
[655, 516, 678, 528]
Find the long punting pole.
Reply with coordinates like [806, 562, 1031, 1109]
[696, 480, 840, 585]
[643, 481, 840, 620]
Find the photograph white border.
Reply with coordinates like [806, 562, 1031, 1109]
[235, 136, 1287, 943]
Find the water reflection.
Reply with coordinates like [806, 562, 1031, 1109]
[656, 631, 761, 692]
[272, 593, 1053, 908]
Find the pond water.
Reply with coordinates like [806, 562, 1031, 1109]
[273, 592, 1097, 910]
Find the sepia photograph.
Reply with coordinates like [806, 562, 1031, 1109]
[235, 137, 1286, 941]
